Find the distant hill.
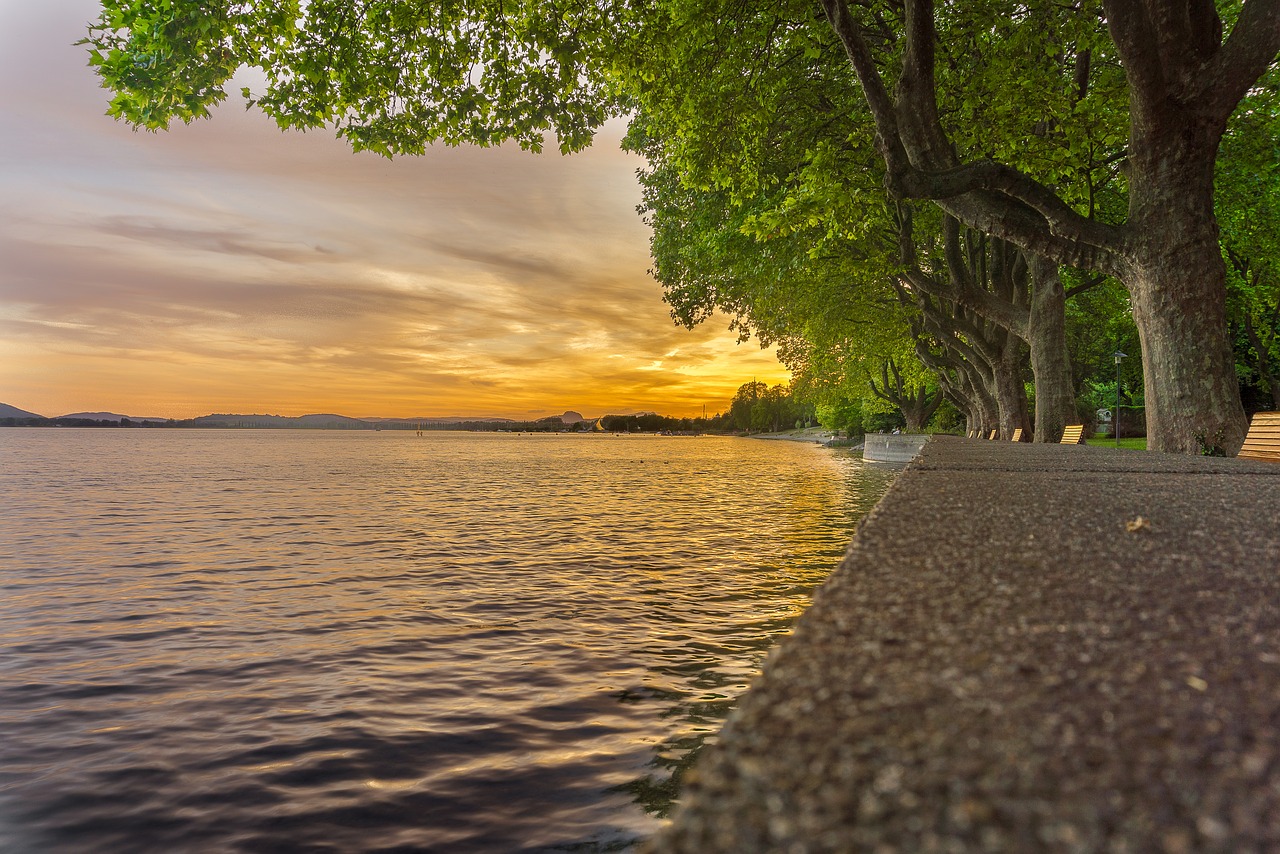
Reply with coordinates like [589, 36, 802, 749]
[0, 402, 45, 419]
[58, 411, 169, 423]
[191, 413, 372, 429]
[296, 413, 372, 428]
[363, 415, 516, 425]
[4, 405, 583, 429]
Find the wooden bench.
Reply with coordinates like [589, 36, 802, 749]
[1240, 411, 1280, 462]
[989, 429, 998, 440]
[1060, 424, 1085, 444]
[1011, 427, 1023, 443]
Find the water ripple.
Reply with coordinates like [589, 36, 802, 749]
[0, 430, 894, 852]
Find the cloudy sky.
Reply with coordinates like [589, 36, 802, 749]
[0, 1, 786, 420]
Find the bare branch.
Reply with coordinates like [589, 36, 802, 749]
[1064, 273, 1108, 300]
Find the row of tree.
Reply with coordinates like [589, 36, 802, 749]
[83, 0, 1280, 452]
[0, 417, 175, 428]
[626, 1, 1280, 449]
[0, 414, 725, 433]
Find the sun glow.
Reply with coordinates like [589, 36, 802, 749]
[0, 2, 789, 421]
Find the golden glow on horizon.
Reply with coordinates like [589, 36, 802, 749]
[0, 1, 789, 421]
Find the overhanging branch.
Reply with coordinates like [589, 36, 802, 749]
[821, 0, 1125, 277]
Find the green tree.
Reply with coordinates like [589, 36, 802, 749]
[633, 106, 920, 436]
[868, 358, 941, 433]
[726, 380, 805, 433]
[729, 380, 767, 432]
[814, 0, 1278, 452]
[815, 398, 863, 437]
[623, 2, 1116, 444]
[753, 384, 796, 433]
[1217, 70, 1280, 409]
[1064, 274, 1143, 432]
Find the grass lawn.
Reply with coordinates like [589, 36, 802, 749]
[1086, 437, 1148, 450]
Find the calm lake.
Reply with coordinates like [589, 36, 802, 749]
[1, 429, 895, 852]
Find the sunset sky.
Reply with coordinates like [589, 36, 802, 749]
[0, 1, 787, 421]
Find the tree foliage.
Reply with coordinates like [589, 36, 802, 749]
[84, 0, 624, 154]
[727, 380, 813, 432]
[1218, 67, 1280, 408]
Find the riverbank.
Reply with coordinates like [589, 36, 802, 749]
[652, 435, 1280, 851]
[749, 427, 836, 443]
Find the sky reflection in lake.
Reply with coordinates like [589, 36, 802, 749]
[0, 430, 895, 852]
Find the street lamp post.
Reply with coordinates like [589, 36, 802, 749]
[1114, 351, 1127, 448]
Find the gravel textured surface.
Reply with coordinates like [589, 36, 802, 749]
[651, 436, 1280, 853]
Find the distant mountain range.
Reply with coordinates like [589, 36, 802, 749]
[0, 404, 170, 422]
[1, 403, 593, 427]
[60, 411, 170, 423]
[0, 403, 43, 419]
[188, 413, 529, 428]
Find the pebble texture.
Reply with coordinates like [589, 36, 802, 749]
[652, 436, 1280, 853]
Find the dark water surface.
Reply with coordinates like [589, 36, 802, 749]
[1, 430, 894, 852]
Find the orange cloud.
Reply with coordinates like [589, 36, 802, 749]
[0, 2, 788, 420]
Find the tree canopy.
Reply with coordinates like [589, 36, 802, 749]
[85, 0, 624, 154]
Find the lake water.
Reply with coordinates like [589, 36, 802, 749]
[0, 429, 895, 852]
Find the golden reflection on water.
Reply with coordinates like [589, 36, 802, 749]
[1, 430, 895, 852]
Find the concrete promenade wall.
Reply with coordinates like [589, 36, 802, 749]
[653, 435, 1280, 852]
[863, 433, 930, 463]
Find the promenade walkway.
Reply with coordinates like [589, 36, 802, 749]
[653, 435, 1280, 852]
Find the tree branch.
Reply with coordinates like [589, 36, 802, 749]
[898, 214, 1032, 336]
[817, 0, 913, 180]
[1207, 0, 1280, 123]
[1102, 1, 1168, 109]
[821, 0, 1125, 275]
[1064, 273, 1108, 300]
[900, 160, 1124, 251]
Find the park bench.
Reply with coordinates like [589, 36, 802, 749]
[1011, 428, 1023, 442]
[989, 429, 998, 440]
[1060, 424, 1085, 445]
[1239, 411, 1280, 463]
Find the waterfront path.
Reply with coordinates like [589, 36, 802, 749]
[652, 435, 1280, 852]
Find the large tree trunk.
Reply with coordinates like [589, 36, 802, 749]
[957, 360, 1010, 438]
[1127, 254, 1245, 453]
[951, 395, 980, 437]
[988, 328, 1030, 440]
[900, 384, 942, 432]
[1026, 257, 1075, 442]
[959, 365, 999, 436]
[1126, 116, 1248, 454]
[907, 288, 1016, 439]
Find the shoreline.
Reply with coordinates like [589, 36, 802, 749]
[653, 435, 1280, 851]
[748, 427, 843, 444]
